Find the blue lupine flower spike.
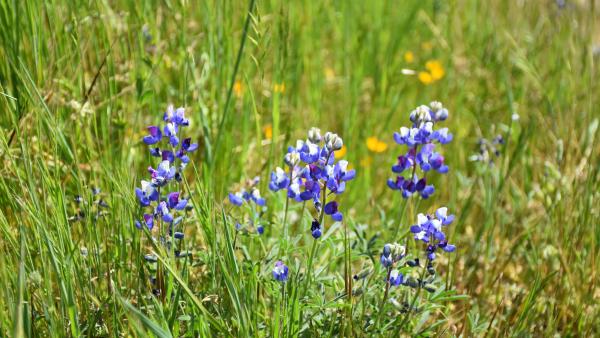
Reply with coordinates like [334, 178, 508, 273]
[388, 102, 452, 199]
[268, 128, 355, 238]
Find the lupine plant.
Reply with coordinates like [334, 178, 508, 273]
[228, 176, 267, 235]
[268, 128, 355, 291]
[133, 105, 197, 298]
[268, 128, 355, 239]
[375, 102, 457, 332]
[387, 101, 452, 199]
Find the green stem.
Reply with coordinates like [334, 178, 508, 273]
[213, 0, 256, 162]
[398, 258, 430, 331]
[375, 267, 393, 328]
[392, 198, 409, 240]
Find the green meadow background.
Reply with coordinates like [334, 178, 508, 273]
[0, 0, 598, 336]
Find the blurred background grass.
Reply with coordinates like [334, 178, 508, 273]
[0, 0, 598, 336]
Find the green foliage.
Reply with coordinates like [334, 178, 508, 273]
[0, 0, 599, 336]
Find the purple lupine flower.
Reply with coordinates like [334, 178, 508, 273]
[148, 160, 176, 186]
[324, 201, 343, 222]
[228, 178, 268, 234]
[272, 261, 289, 282]
[156, 201, 173, 223]
[229, 192, 244, 206]
[269, 128, 354, 238]
[269, 167, 290, 191]
[150, 147, 161, 157]
[380, 244, 393, 267]
[135, 104, 196, 299]
[162, 150, 175, 163]
[143, 126, 162, 145]
[389, 270, 404, 286]
[325, 160, 356, 195]
[135, 180, 159, 206]
[409, 207, 456, 261]
[135, 213, 154, 230]
[299, 141, 320, 164]
[163, 105, 189, 126]
[311, 219, 322, 239]
[229, 187, 266, 207]
[249, 189, 265, 206]
[388, 102, 452, 199]
[163, 122, 179, 146]
[380, 243, 406, 267]
[176, 138, 198, 163]
[167, 192, 188, 210]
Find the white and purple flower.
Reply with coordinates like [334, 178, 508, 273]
[272, 261, 289, 282]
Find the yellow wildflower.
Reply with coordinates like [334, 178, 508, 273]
[404, 51, 414, 63]
[425, 60, 445, 80]
[366, 136, 388, 153]
[360, 156, 373, 167]
[325, 67, 335, 81]
[418, 71, 434, 85]
[334, 145, 347, 159]
[274, 82, 286, 93]
[263, 124, 273, 140]
[233, 81, 243, 97]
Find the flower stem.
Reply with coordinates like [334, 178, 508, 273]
[392, 198, 409, 240]
[398, 258, 430, 331]
[375, 267, 392, 328]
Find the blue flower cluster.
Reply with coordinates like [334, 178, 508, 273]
[387, 102, 452, 198]
[229, 177, 266, 207]
[134, 105, 197, 240]
[269, 128, 355, 238]
[272, 260, 289, 282]
[228, 176, 267, 234]
[379, 243, 407, 287]
[409, 207, 456, 261]
[470, 134, 504, 166]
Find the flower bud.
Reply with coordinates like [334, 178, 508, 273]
[409, 109, 418, 123]
[430, 101, 443, 112]
[435, 108, 448, 121]
[424, 284, 437, 293]
[331, 136, 343, 150]
[324, 132, 343, 151]
[307, 127, 322, 143]
[416, 105, 432, 122]
[284, 152, 300, 167]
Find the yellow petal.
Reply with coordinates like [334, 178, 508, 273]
[425, 60, 445, 80]
[375, 141, 388, 152]
[404, 51, 414, 63]
[233, 81, 243, 97]
[418, 71, 433, 85]
[325, 67, 335, 81]
[366, 137, 388, 153]
[335, 145, 347, 159]
[274, 83, 286, 93]
[263, 124, 273, 139]
[366, 137, 378, 152]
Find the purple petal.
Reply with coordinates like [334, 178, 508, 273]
[324, 201, 338, 215]
[147, 126, 161, 137]
[143, 136, 158, 145]
[443, 244, 456, 252]
[228, 193, 243, 206]
[332, 212, 343, 222]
